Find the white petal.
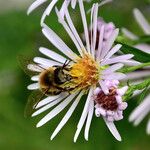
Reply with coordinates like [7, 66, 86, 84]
[40, 0, 58, 25]
[133, 8, 150, 35]
[102, 73, 126, 80]
[135, 43, 150, 54]
[98, 0, 113, 7]
[123, 71, 150, 81]
[32, 94, 68, 117]
[27, 0, 47, 15]
[122, 28, 138, 40]
[65, 9, 86, 51]
[34, 57, 61, 67]
[36, 93, 66, 109]
[146, 119, 150, 134]
[55, 8, 83, 56]
[96, 25, 105, 60]
[50, 91, 83, 140]
[84, 100, 94, 141]
[78, 0, 90, 53]
[27, 64, 43, 72]
[39, 47, 67, 64]
[103, 63, 124, 74]
[71, 0, 77, 9]
[117, 86, 128, 96]
[59, 0, 70, 18]
[91, 3, 98, 58]
[99, 80, 109, 95]
[74, 88, 93, 142]
[133, 107, 150, 126]
[129, 94, 150, 122]
[87, 0, 112, 14]
[42, 24, 79, 61]
[94, 87, 101, 95]
[31, 75, 39, 81]
[36, 92, 79, 127]
[104, 118, 122, 141]
[90, 4, 94, 55]
[104, 44, 122, 59]
[27, 83, 39, 90]
[100, 29, 119, 59]
[120, 59, 141, 67]
[101, 54, 134, 66]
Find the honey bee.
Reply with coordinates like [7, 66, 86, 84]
[18, 55, 73, 117]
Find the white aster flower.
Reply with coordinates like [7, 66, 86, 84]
[27, 1, 133, 142]
[122, 8, 150, 135]
[27, 0, 92, 25]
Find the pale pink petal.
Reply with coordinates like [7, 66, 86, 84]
[104, 44, 122, 59]
[100, 29, 119, 59]
[99, 80, 109, 94]
[103, 63, 124, 74]
[133, 8, 150, 35]
[122, 28, 138, 40]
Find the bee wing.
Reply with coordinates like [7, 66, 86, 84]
[17, 55, 40, 77]
[24, 90, 44, 117]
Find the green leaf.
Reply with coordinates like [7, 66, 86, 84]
[116, 42, 150, 63]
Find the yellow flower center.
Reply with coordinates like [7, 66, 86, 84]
[70, 54, 100, 91]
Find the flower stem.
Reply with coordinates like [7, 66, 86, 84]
[123, 77, 150, 101]
[119, 62, 150, 73]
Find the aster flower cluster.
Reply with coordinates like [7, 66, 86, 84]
[22, 0, 150, 143]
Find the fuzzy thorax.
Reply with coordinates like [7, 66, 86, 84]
[70, 54, 100, 90]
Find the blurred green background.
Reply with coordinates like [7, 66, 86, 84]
[0, 0, 150, 150]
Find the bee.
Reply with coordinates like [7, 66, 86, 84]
[18, 55, 73, 117]
[39, 60, 72, 95]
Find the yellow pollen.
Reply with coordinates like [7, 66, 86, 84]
[70, 54, 100, 90]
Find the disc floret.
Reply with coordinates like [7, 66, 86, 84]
[70, 53, 100, 91]
[94, 80, 128, 122]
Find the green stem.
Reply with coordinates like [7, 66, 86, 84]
[123, 78, 150, 101]
[119, 62, 150, 73]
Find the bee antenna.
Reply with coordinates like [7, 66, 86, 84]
[62, 60, 70, 68]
